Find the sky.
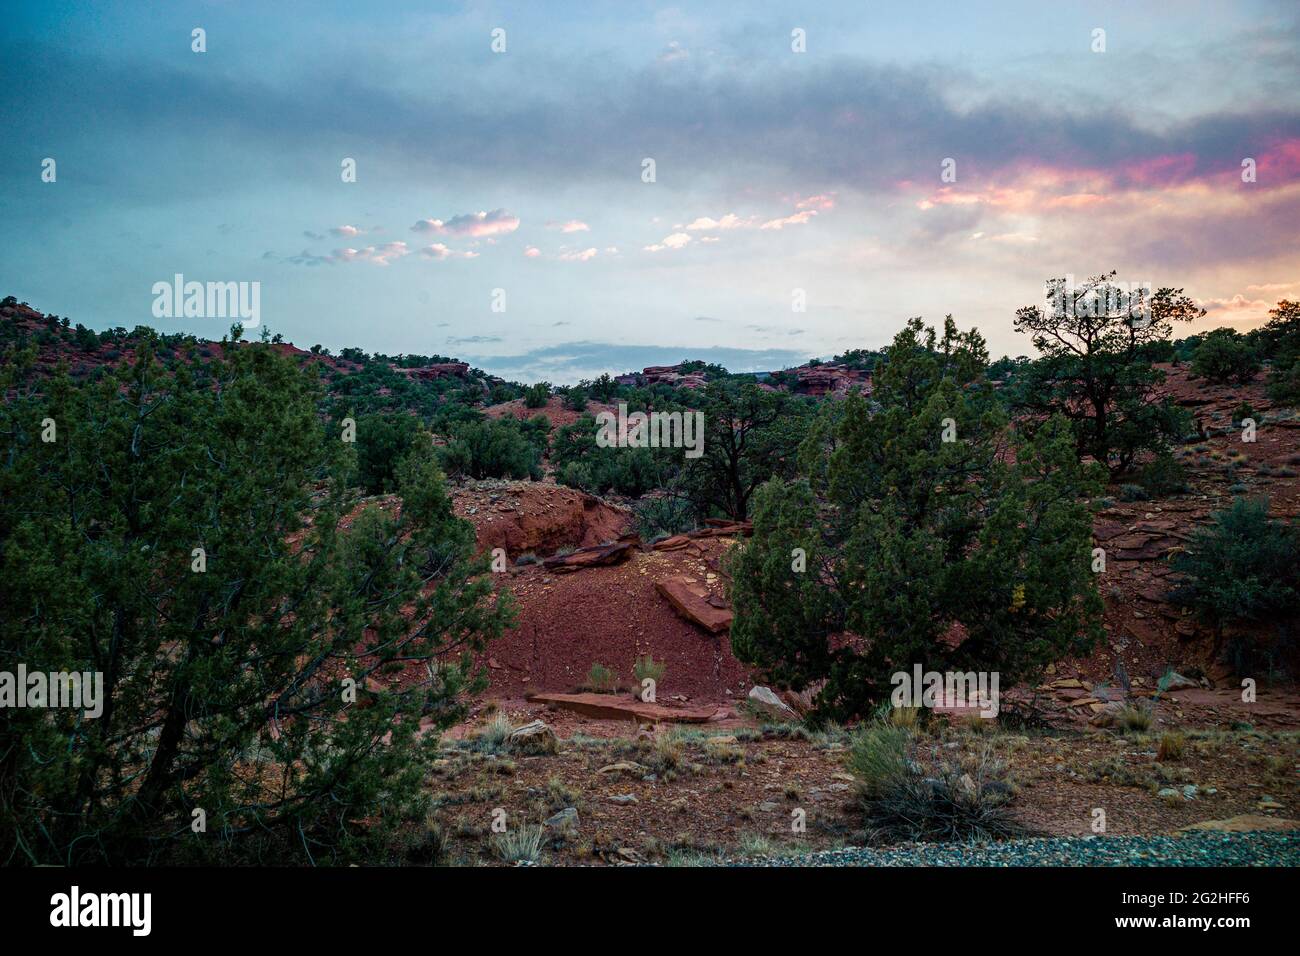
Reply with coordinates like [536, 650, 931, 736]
[2, 0, 1298, 383]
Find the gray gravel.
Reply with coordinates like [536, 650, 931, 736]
[725, 832, 1300, 867]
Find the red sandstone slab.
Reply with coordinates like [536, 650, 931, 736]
[526, 692, 723, 723]
[655, 576, 733, 633]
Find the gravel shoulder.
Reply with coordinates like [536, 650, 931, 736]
[725, 832, 1300, 867]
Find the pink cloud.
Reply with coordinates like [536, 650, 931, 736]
[795, 194, 836, 211]
[411, 209, 520, 238]
[524, 245, 542, 258]
[548, 219, 590, 233]
[557, 247, 598, 262]
[1200, 294, 1273, 321]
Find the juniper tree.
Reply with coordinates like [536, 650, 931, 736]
[1010, 272, 1202, 477]
[674, 380, 805, 522]
[0, 331, 513, 864]
[728, 318, 1104, 719]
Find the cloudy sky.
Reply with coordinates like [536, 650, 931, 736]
[3, 1, 1298, 382]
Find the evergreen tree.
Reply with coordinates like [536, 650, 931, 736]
[729, 318, 1104, 719]
[0, 331, 513, 864]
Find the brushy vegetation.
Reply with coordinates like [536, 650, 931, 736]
[730, 318, 1105, 720]
[848, 719, 1022, 843]
[633, 654, 667, 687]
[492, 824, 544, 864]
[1170, 496, 1300, 675]
[0, 329, 515, 865]
[584, 662, 619, 693]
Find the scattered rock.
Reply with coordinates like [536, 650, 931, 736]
[655, 576, 734, 633]
[748, 685, 798, 720]
[507, 719, 557, 755]
[544, 807, 579, 831]
[597, 761, 648, 777]
[1160, 671, 1200, 692]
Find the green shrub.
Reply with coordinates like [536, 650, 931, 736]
[584, 662, 618, 693]
[438, 419, 542, 480]
[848, 720, 1021, 843]
[1158, 731, 1186, 761]
[1171, 497, 1300, 626]
[1191, 329, 1259, 385]
[1135, 450, 1188, 496]
[562, 387, 588, 412]
[632, 493, 696, 539]
[1119, 483, 1148, 502]
[1116, 704, 1153, 733]
[1171, 496, 1300, 672]
[848, 721, 912, 801]
[355, 411, 421, 494]
[492, 825, 544, 863]
[632, 654, 667, 687]
[523, 382, 550, 409]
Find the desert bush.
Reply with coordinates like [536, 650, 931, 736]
[584, 662, 618, 693]
[1135, 450, 1188, 496]
[633, 654, 667, 687]
[523, 382, 550, 408]
[849, 720, 1020, 842]
[545, 777, 579, 811]
[492, 824, 544, 864]
[848, 722, 913, 801]
[1119, 483, 1149, 502]
[632, 493, 696, 539]
[1170, 497, 1300, 672]
[1157, 731, 1186, 761]
[1116, 704, 1153, 733]
[552, 415, 677, 497]
[887, 706, 923, 731]
[473, 713, 515, 754]
[1191, 329, 1260, 385]
[438, 418, 542, 480]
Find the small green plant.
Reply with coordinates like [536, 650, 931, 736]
[492, 824, 544, 864]
[523, 382, 551, 409]
[584, 662, 618, 693]
[849, 720, 1021, 843]
[1116, 704, 1153, 733]
[848, 721, 912, 801]
[545, 776, 579, 811]
[474, 713, 514, 754]
[1119, 483, 1149, 502]
[1157, 731, 1186, 761]
[633, 654, 667, 687]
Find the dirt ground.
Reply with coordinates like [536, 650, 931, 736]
[425, 702, 1298, 865]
